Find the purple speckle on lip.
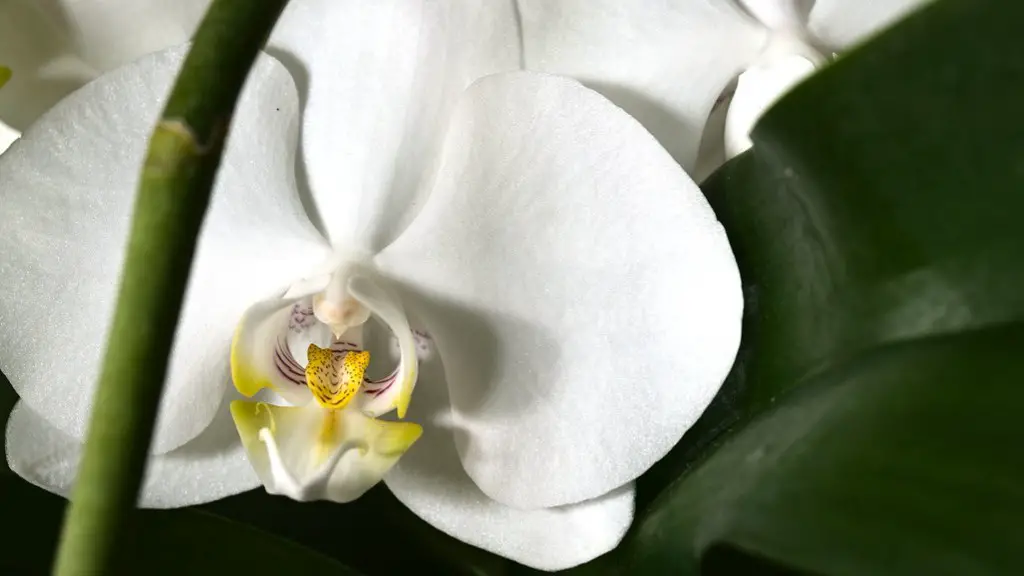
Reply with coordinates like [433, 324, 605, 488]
[288, 303, 315, 333]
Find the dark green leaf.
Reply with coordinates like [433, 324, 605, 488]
[615, 0, 1024, 573]
[629, 327, 1024, 575]
[0, 470, 359, 575]
[203, 486, 515, 576]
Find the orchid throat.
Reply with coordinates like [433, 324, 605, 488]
[228, 263, 425, 503]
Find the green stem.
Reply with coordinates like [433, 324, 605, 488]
[52, 1, 291, 574]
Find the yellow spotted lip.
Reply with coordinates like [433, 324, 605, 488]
[306, 343, 370, 410]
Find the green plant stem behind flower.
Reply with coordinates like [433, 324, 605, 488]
[52, 1, 292, 574]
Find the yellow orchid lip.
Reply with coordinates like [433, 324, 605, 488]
[305, 343, 370, 409]
[229, 378, 423, 503]
[227, 293, 429, 504]
[229, 266, 424, 422]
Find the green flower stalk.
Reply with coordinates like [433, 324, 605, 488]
[53, 1, 291, 574]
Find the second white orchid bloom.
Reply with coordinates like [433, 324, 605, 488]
[0, 0, 209, 131]
[2, 1, 742, 570]
[519, 0, 931, 179]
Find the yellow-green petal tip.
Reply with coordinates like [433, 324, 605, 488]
[395, 369, 416, 419]
[230, 399, 272, 441]
[374, 420, 423, 457]
[230, 317, 273, 397]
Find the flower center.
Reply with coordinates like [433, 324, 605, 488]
[305, 343, 370, 410]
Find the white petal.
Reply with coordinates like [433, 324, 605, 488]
[808, 0, 931, 50]
[377, 72, 743, 508]
[692, 92, 731, 183]
[48, 0, 210, 71]
[736, 0, 810, 32]
[0, 46, 331, 454]
[384, 343, 633, 571]
[0, 0, 91, 131]
[518, 0, 768, 172]
[0, 0, 208, 130]
[230, 296, 322, 406]
[230, 400, 421, 503]
[348, 274, 418, 418]
[266, 0, 520, 250]
[724, 54, 817, 158]
[0, 120, 18, 153]
[5, 392, 260, 508]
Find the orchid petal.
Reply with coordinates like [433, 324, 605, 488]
[724, 54, 817, 158]
[266, 0, 520, 250]
[808, 0, 932, 50]
[377, 72, 743, 509]
[0, 120, 17, 154]
[347, 274, 418, 418]
[692, 92, 730, 183]
[736, 0, 811, 33]
[230, 400, 421, 503]
[44, 0, 210, 71]
[518, 0, 768, 172]
[5, 392, 260, 508]
[0, 0, 208, 130]
[383, 339, 633, 571]
[0, 45, 330, 454]
[231, 297, 327, 406]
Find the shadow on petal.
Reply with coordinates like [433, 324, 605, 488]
[385, 278, 561, 426]
[157, 386, 245, 460]
[262, 46, 327, 240]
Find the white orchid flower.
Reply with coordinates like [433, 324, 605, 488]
[1, 1, 742, 570]
[0, 0, 209, 132]
[519, 0, 931, 181]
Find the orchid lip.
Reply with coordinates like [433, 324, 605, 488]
[270, 298, 411, 404]
[257, 425, 369, 502]
[230, 255, 424, 426]
[230, 268, 425, 505]
[305, 344, 369, 410]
